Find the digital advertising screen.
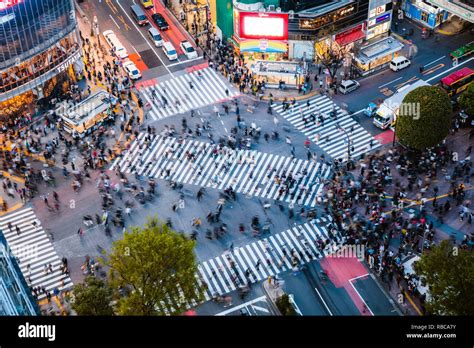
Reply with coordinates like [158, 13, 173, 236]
[239, 12, 289, 41]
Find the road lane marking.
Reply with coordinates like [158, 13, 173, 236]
[215, 295, 267, 316]
[166, 56, 203, 67]
[251, 305, 269, 313]
[426, 56, 474, 83]
[394, 76, 418, 90]
[117, 15, 131, 31]
[422, 63, 444, 75]
[349, 274, 369, 281]
[313, 286, 333, 315]
[114, 0, 173, 77]
[109, 14, 121, 29]
[424, 56, 445, 67]
[378, 77, 403, 89]
[349, 279, 374, 316]
[105, 0, 118, 14]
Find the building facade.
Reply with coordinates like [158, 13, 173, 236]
[0, 0, 83, 115]
[0, 233, 39, 315]
[402, 0, 449, 28]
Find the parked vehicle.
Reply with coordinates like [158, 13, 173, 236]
[123, 61, 142, 80]
[130, 4, 148, 26]
[364, 102, 378, 117]
[103, 30, 128, 59]
[148, 27, 163, 47]
[180, 40, 197, 59]
[390, 56, 411, 72]
[162, 41, 177, 60]
[338, 80, 360, 94]
[152, 13, 169, 30]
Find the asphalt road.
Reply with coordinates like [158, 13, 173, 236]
[79, 0, 206, 80]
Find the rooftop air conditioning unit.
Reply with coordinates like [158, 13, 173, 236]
[268, 5, 275, 11]
[276, 7, 281, 12]
[259, 7, 265, 12]
[288, 10, 294, 19]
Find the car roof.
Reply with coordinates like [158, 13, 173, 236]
[123, 61, 136, 67]
[341, 80, 356, 86]
[181, 41, 191, 47]
[392, 56, 408, 63]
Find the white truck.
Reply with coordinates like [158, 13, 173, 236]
[373, 80, 431, 130]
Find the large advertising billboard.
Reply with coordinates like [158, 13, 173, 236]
[239, 12, 288, 41]
[0, 0, 22, 10]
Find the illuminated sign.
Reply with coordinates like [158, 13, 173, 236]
[299, 5, 356, 30]
[0, 0, 22, 10]
[369, 5, 386, 18]
[239, 12, 288, 40]
[375, 13, 390, 23]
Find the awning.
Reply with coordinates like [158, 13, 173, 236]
[335, 28, 365, 46]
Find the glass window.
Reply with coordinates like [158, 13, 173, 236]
[421, 11, 429, 22]
[0, 0, 76, 69]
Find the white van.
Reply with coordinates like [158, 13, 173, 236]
[162, 41, 177, 61]
[148, 27, 163, 47]
[103, 30, 128, 59]
[390, 56, 411, 71]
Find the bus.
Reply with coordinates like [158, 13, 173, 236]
[450, 41, 474, 60]
[439, 67, 474, 97]
[58, 89, 118, 138]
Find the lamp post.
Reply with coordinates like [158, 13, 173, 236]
[337, 125, 351, 160]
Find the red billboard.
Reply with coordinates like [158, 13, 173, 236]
[0, 0, 22, 10]
[239, 12, 288, 41]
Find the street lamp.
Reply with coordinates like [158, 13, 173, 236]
[337, 125, 351, 160]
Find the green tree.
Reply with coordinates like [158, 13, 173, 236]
[459, 83, 474, 116]
[105, 217, 204, 315]
[276, 294, 298, 316]
[396, 86, 452, 151]
[71, 276, 114, 316]
[414, 240, 474, 315]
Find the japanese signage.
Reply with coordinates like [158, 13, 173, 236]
[369, 5, 386, 18]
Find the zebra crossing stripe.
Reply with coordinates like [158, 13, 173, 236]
[0, 208, 73, 300]
[111, 134, 331, 207]
[140, 68, 239, 121]
[197, 221, 338, 298]
[273, 95, 381, 161]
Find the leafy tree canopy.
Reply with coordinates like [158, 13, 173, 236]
[105, 217, 204, 315]
[396, 86, 452, 151]
[414, 240, 474, 315]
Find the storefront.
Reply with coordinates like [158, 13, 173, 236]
[250, 60, 307, 88]
[402, 0, 448, 29]
[354, 36, 404, 76]
[334, 22, 366, 48]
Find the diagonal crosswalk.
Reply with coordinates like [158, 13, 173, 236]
[111, 133, 331, 207]
[140, 67, 239, 121]
[272, 95, 381, 161]
[197, 221, 343, 300]
[0, 208, 73, 300]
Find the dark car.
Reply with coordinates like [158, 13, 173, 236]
[152, 13, 169, 30]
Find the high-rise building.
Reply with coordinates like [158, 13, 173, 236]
[0, 232, 39, 315]
[0, 0, 83, 117]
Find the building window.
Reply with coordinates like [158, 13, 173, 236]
[421, 11, 429, 22]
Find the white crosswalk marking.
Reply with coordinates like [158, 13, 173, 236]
[111, 134, 331, 207]
[272, 95, 381, 161]
[140, 68, 239, 120]
[0, 208, 73, 300]
[198, 221, 342, 298]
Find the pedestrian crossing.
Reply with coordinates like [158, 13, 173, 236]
[111, 133, 331, 207]
[272, 95, 381, 161]
[197, 221, 343, 300]
[140, 67, 239, 121]
[0, 207, 73, 300]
